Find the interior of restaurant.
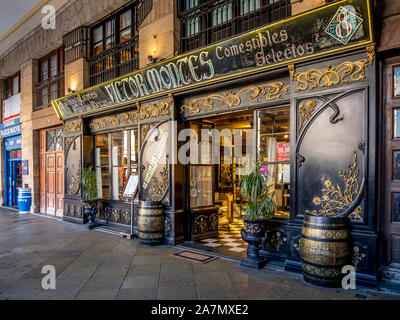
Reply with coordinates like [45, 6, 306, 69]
[188, 107, 291, 257]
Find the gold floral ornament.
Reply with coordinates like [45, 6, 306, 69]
[306, 152, 363, 221]
[148, 166, 169, 202]
[181, 81, 289, 114]
[298, 99, 316, 131]
[294, 59, 370, 92]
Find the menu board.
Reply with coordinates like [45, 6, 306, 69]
[123, 175, 139, 198]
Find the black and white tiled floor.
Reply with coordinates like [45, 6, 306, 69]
[182, 218, 248, 259]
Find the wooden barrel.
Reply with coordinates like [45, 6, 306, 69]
[138, 201, 164, 246]
[300, 214, 351, 288]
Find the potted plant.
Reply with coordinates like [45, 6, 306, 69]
[238, 163, 275, 269]
[81, 165, 98, 229]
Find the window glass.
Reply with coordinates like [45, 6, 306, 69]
[12, 76, 19, 95]
[46, 128, 63, 152]
[120, 10, 132, 42]
[95, 134, 110, 199]
[130, 129, 139, 175]
[394, 151, 400, 181]
[257, 107, 290, 218]
[187, 17, 199, 36]
[240, 0, 261, 15]
[41, 61, 48, 82]
[186, 0, 198, 10]
[190, 165, 213, 207]
[212, 4, 232, 26]
[50, 55, 58, 77]
[93, 25, 104, 55]
[105, 20, 115, 50]
[394, 109, 400, 139]
[111, 131, 129, 200]
[41, 88, 49, 107]
[95, 130, 139, 201]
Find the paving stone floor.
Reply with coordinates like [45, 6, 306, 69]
[0, 207, 399, 300]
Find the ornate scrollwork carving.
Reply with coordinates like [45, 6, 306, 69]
[194, 215, 208, 234]
[68, 162, 81, 195]
[298, 99, 316, 131]
[366, 45, 375, 65]
[141, 125, 151, 142]
[148, 166, 169, 202]
[137, 94, 173, 120]
[306, 152, 363, 221]
[89, 111, 139, 131]
[64, 119, 82, 134]
[209, 214, 219, 232]
[270, 230, 287, 251]
[294, 59, 370, 92]
[288, 64, 295, 81]
[352, 244, 368, 269]
[181, 81, 289, 114]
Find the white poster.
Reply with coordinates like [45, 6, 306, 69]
[3, 93, 21, 122]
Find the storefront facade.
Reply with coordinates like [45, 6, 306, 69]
[53, 0, 382, 287]
[0, 96, 22, 208]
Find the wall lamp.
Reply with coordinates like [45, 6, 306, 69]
[68, 88, 75, 94]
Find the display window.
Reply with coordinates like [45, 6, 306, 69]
[94, 129, 138, 201]
[257, 107, 290, 218]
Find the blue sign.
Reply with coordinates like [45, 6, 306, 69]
[0, 124, 21, 139]
[5, 135, 22, 151]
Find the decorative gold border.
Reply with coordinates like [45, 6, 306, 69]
[52, 0, 373, 120]
[181, 81, 289, 114]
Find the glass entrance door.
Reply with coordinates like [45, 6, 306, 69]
[6, 149, 22, 207]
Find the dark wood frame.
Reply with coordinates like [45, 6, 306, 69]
[39, 48, 64, 83]
[7, 72, 20, 97]
[89, 5, 137, 58]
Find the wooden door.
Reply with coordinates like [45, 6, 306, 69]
[46, 153, 56, 216]
[381, 57, 400, 271]
[55, 152, 64, 217]
[39, 127, 64, 216]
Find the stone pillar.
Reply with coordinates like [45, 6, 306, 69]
[0, 79, 6, 206]
[138, 0, 179, 69]
[64, 58, 90, 94]
[20, 59, 40, 213]
[290, 0, 322, 16]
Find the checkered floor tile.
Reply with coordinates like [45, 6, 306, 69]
[194, 217, 248, 258]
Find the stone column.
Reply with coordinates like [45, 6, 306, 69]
[138, 0, 178, 69]
[64, 58, 90, 94]
[290, 0, 322, 16]
[0, 79, 5, 206]
[20, 59, 39, 213]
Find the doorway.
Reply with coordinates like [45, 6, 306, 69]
[39, 127, 64, 217]
[183, 107, 291, 259]
[5, 149, 22, 208]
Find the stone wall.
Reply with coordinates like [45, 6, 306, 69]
[20, 60, 40, 212]
[138, 0, 179, 69]
[290, 0, 323, 16]
[377, 0, 400, 51]
[64, 58, 89, 95]
[0, 0, 132, 79]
